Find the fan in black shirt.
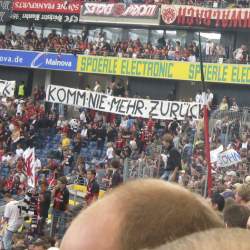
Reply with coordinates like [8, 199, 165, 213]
[110, 160, 123, 189]
[161, 134, 182, 182]
[38, 181, 51, 236]
[85, 169, 100, 206]
[107, 125, 118, 143]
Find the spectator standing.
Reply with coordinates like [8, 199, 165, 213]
[205, 40, 214, 62]
[38, 181, 51, 236]
[85, 169, 99, 206]
[233, 45, 249, 63]
[195, 91, 202, 103]
[15, 144, 24, 158]
[106, 142, 114, 161]
[220, 116, 230, 146]
[215, 44, 226, 62]
[17, 81, 25, 98]
[110, 160, 123, 189]
[206, 89, 214, 105]
[50, 177, 69, 238]
[219, 97, 229, 111]
[230, 99, 239, 112]
[93, 80, 101, 92]
[161, 134, 182, 182]
[1, 192, 23, 250]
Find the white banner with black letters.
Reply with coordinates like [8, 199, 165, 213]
[46, 84, 202, 120]
[0, 80, 16, 97]
[217, 149, 242, 167]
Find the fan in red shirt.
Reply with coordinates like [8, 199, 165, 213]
[62, 124, 70, 135]
[48, 172, 58, 189]
[5, 175, 14, 191]
[115, 133, 125, 150]
[85, 169, 100, 207]
[47, 159, 59, 172]
[16, 157, 25, 172]
[0, 145, 4, 161]
[147, 116, 155, 132]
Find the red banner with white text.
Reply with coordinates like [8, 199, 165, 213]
[80, 3, 160, 25]
[161, 5, 250, 29]
[81, 3, 159, 17]
[12, 0, 82, 14]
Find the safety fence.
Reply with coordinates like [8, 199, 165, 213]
[123, 144, 163, 181]
[209, 107, 250, 145]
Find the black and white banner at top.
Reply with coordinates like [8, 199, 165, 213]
[0, 0, 12, 23]
[11, 12, 79, 23]
[0, 80, 16, 97]
[46, 85, 202, 120]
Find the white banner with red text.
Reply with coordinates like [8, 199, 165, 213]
[46, 84, 201, 120]
[23, 147, 36, 188]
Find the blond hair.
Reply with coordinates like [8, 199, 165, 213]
[116, 179, 223, 250]
[237, 183, 250, 202]
[149, 228, 250, 250]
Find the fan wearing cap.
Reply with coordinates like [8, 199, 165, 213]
[161, 134, 182, 182]
[50, 176, 69, 239]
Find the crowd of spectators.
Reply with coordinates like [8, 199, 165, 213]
[0, 30, 249, 64]
[0, 79, 249, 249]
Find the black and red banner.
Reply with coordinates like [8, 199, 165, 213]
[161, 5, 250, 29]
[80, 3, 160, 25]
[12, 0, 82, 14]
[12, 0, 82, 23]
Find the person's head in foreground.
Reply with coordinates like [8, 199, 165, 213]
[148, 228, 250, 250]
[211, 192, 225, 212]
[223, 204, 250, 228]
[61, 179, 223, 250]
[235, 183, 250, 206]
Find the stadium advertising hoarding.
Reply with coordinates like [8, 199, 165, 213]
[46, 84, 201, 120]
[77, 56, 250, 84]
[80, 3, 160, 25]
[161, 5, 250, 29]
[0, 50, 249, 84]
[12, 0, 81, 23]
[0, 49, 77, 71]
[0, 0, 12, 23]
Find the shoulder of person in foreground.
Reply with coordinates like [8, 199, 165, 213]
[145, 228, 250, 250]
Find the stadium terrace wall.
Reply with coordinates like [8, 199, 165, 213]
[0, 50, 250, 85]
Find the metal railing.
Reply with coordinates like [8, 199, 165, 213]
[209, 107, 250, 142]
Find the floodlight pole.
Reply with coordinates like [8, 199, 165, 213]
[198, 32, 212, 197]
